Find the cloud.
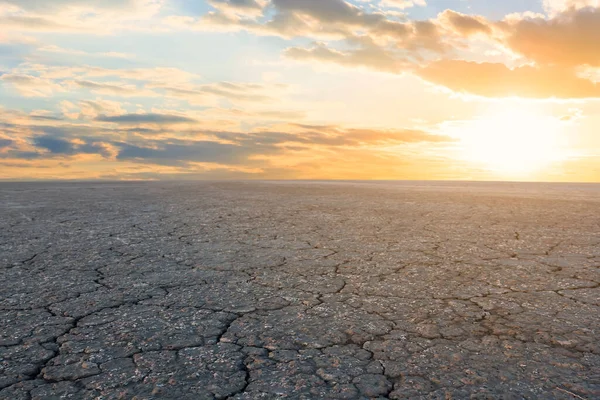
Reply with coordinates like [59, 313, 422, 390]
[68, 80, 157, 97]
[414, 6, 600, 98]
[0, 105, 453, 167]
[196, 2, 600, 100]
[0, 138, 13, 149]
[96, 113, 197, 124]
[254, 110, 306, 120]
[114, 124, 453, 166]
[208, 0, 265, 16]
[0, 103, 460, 179]
[210, 107, 307, 121]
[0, 0, 165, 33]
[33, 136, 75, 154]
[148, 81, 280, 104]
[0, 15, 76, 32]
[199, 81, 276, 102]
[0, 74, 63, 97]
[501, 7, 600, 67]
[542, 0, 600, 15]
[418, 60, 600, 99]
[115, 140, 268, 166]
[270, 3, 600, 99]
[39, 45, 133, 59]
[206, 124, 453, 148]
[198, 0, 446, 54]
[0, 0, 145, 12]
[62, 99, 126, 120]
[29, 115, 63, 121]
[25, 135, 113, 158]
[9, 64, 201, 84]
[81, 67, 200, 83]
[339, 127, 453, 144]
[284, 39, 405, 73]
[270, 0, 379, 27]
[439, 10, 492, 36]
[6, 63, 279, 103]
[0, 160, 53, 169]
[381, 0, 427, 10]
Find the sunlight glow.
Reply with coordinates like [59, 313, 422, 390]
[453, 105, 567, 178]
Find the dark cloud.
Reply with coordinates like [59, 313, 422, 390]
[33, 136, 73, 154]
[0, 160, 52, 169]
[31, 135, 112, 157]
[30, 115, 63, 121]
[0, 151, 43, 160]
[0, 138, 13, 149]
[440, 10, 491, 36]
[115, 140, 273, 166]
[269, 0, 439, 48]
[114, 124, 452, 166]
[204, 0, 445, 52]
[96, 113, 197, 124]
[1, 108, 452, 169]
[272, 0, 376, 26]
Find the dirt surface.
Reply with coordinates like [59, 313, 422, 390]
[1, 181, 599, 399]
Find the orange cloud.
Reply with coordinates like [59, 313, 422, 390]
[501, 7, 600, 67]
[418, 60, 600, 99]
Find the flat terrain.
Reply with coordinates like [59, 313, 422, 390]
[1, 181, 599, 399]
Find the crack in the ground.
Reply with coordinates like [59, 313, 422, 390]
[2, 182, 599, 399]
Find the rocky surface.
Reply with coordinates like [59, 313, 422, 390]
[0, 181, 599, 399]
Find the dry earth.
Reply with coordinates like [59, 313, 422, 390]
[1, 181, 599, 399]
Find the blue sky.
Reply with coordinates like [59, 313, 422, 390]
[404, 0, 545, 19]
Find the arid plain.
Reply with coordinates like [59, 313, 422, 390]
[1, 181, 599, 399]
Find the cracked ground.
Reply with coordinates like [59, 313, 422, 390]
[1, 181, 599, 400]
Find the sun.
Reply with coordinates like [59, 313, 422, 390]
[453, 104, 566, 178]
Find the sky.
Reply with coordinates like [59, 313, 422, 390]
[1, 0, 600, 181]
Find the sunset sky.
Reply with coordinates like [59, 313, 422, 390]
[1, 0, 600, 181]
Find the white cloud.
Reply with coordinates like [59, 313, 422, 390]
[39, 45, 133, 59]
[543, 0, 600, 15]
[0, 0, 166, 33]
[381, 0, 426, 9]
[0, 74, 64, 97]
